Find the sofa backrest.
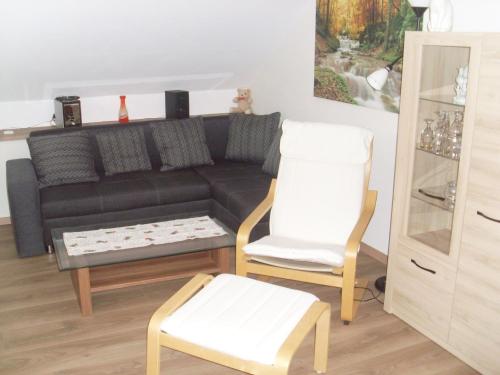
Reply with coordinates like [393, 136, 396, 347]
[29, 115, 231, 174]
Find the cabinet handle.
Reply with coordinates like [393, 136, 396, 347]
[411, 259, 436, 274]
[477, 211, 500, 223]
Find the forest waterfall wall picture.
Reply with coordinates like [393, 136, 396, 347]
[314, 0, 419, 113]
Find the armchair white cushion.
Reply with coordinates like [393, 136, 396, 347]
[243, 120, 373, 266]
[243, 235, 347, 268]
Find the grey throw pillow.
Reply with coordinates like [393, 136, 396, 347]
[225, 112, 281, 163]
[96, 127, 152, 176]
[262, 127, 282, 177]
[28, 131, 99, 188]
[151, 117, 214, 171]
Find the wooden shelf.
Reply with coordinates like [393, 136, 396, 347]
[411, 187, 453, 212]
[0, 113, 230, 142]
[419, 94, 465, 108]
[89, 251, 220, 292]
[410, 229, 451, 255]
[415, 146, 460, 162]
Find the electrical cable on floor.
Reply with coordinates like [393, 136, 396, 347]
[354, 285, 384, 304]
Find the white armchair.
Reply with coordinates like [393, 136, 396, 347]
[236, 120, 377, 323]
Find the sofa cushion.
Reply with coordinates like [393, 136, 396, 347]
[225, 113, 280, 163]
[152, 117, 214, 171]
[96, 127, 152, 175]
[194, 161, 271, 221]
[41, 170, 210, 219]
[262, 127, 282, 177]
[27, 131, 99, 188]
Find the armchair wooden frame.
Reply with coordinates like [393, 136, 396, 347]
[235, 179, 377, 323]
[146, 273, 331, 375]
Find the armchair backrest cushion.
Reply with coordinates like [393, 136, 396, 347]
[270, 120, 373, 246]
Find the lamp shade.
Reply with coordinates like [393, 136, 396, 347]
[367, 67, 390, 91]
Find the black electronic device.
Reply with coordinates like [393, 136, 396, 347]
[165, 90, 189, 119]
[54, 96, 82, 128]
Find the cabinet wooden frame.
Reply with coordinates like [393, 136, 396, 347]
[235, 179, 377, 323]
[386, 32, 482, 273]
[385, 32, 500, 374]
[146, 273, 331, 375]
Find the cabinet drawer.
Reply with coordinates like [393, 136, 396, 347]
[391, 247, 456, 341]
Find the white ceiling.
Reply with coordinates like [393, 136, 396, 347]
[0, 0, 290, 101]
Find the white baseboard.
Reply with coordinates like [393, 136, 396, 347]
[360, 242, 388, 265]
[0, 217, 11, 225]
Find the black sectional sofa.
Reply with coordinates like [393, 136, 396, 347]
[7, 115, 272, 257]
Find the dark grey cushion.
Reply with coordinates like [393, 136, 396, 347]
[194, 160, 272, 221]
[152, 117, 214, 171]
[27, 131, 99, 188]
[262, 127, 282, 177]
[225, 112, 280, 163]
[96, 127, 152, 175]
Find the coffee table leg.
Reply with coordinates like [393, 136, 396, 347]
[215, 247, 232, 274]
[71, 268, 93, 316]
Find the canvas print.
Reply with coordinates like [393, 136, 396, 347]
[314, 0, 419, 113]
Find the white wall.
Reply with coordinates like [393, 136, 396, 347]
[0, 0, 284, 217]
[252, 0, 500, 254]
[0, 89, 235, 129]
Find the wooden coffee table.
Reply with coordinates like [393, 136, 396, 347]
[52, 218, 235, 316]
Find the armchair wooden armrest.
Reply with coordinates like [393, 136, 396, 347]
[340, 190, 377, 322]
[345, 190, 378, 260]
[235, 179, 276, 275]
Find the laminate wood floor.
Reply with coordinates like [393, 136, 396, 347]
[0, 225, 477, 375]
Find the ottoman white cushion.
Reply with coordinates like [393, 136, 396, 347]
[160, 273, 318, 365]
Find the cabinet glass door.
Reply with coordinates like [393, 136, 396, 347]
[407, 45, 470, 255]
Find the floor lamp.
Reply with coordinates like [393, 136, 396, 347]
[366, 2, 430, 293]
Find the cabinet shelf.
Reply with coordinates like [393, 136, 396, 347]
[411, 187, 452, 212]
[409, 229, 452, 255]
[419, 94, 465, 108]
[415, 146, 460, 161]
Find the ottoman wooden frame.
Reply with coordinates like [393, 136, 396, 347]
[146, 273, 331, 375]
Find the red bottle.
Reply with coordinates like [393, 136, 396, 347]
[119, 95, 129, 123]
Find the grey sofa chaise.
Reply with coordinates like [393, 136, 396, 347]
[7, 115, 272, 257]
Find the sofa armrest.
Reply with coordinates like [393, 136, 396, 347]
[6, 159, 46, 257]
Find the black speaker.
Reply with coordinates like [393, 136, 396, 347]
[165, 90, 189, 119]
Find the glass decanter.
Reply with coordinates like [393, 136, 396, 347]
[432, 111, 449, 155]
[445, 111, 464, 159]
[420, 118, 434, 151]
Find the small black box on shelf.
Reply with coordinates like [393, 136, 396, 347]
[165, 90, 189, 119]
[54, 96, 82, 128]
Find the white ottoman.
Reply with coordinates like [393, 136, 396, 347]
[147, 273, 330, 375]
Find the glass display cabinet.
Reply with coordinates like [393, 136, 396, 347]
[385, 32, 500, 374]
[408, 44, 470, 256]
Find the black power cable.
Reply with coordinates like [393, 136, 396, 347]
[354, 285, 384, 304]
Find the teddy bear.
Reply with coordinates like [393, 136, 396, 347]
[231, 88, 253, 114]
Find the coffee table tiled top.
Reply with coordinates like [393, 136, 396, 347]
[53, 217, 236, 271]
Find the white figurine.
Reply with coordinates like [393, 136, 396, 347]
[453, 66, 468, 105]
[428, 0, 453, 32]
